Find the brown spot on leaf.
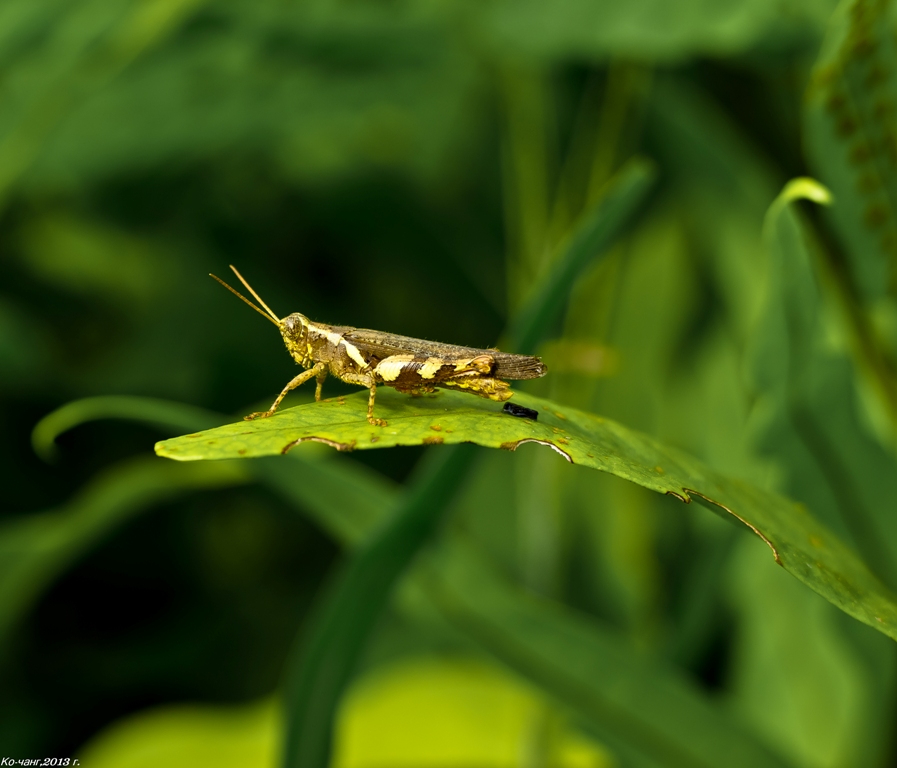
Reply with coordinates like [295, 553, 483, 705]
[866, 65, 887, 88]
[849, 141, 872, 165]
[874, 99, 895, 122]
[370, 436, 380, 443]
[864, 203, 888, 228]
[836, 116, 858, 137]
[423, 436, 444, 445]
[881, 231, 897, 252]
[856, 172, 880, 194]
[430, 425, 443, 432]
[825, 91, 847, 114]
[238, 449, 247, 455]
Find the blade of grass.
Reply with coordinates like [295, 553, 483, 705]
[279, 443, 477, 768]
[507, 157, 656, 354]
[32, 395, 225, 461]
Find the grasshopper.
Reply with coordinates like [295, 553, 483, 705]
[211, 265, 547, 426]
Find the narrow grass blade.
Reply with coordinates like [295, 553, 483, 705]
[279, 444, 477, 768]
[508, 157, 656, 354]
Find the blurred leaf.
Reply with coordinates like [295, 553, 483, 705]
[280, 444, 476, 768]
[0, 0, 206, 205]
[17, 214, 161, 307]
[474, 0, 836, 63]
[742, 180, 897, 765]
[726, 537, 875, 768]
[78, 699, 276, 768]
[750, 180, 897, 585]
[78, 658, 612, 768]
[10, 1, 479, 192]
[157, 387, 897, 644]
[32, 395, 225, 461]
[425, 544, 792, 768]
[0, 457, 247, 652]
[804, 0, 897, 300]
[0, 297, 53, 388]
[334, 656, 611, 768]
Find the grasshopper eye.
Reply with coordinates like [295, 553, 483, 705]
[283, 314, 306, 333]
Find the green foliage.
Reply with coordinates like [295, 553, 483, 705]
[158, 385, 897, 646]
[5, 0, 897, 766]
[804, 0, 897, 300]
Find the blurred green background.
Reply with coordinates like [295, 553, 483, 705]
[3, 0, 897, 766]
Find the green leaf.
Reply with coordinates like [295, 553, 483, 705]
[804, 0, 897, 300]
[157, 387, 897, 643]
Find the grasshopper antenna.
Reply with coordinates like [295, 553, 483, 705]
[209, 269, 281, 327]
[228, 265, 282, 323]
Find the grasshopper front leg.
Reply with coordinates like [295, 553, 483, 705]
[246, 362, 328, 420]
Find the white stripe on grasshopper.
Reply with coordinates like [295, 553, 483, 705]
[340, 340, 368, 368]
[418, 357, 444, 379]
[374, 355, 415, 382]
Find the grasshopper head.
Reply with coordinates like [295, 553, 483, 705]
[281, 313, 312, 367]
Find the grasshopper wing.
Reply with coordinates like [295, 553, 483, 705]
[342, 329, 547, 380]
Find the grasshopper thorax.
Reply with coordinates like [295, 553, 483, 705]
[281, 313, 313, 367]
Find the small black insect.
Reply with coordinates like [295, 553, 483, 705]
[502, 402, 539, 420]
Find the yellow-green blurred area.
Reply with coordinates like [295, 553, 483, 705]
[81, 657, 610, 768]
[3, 0, 897, 766]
